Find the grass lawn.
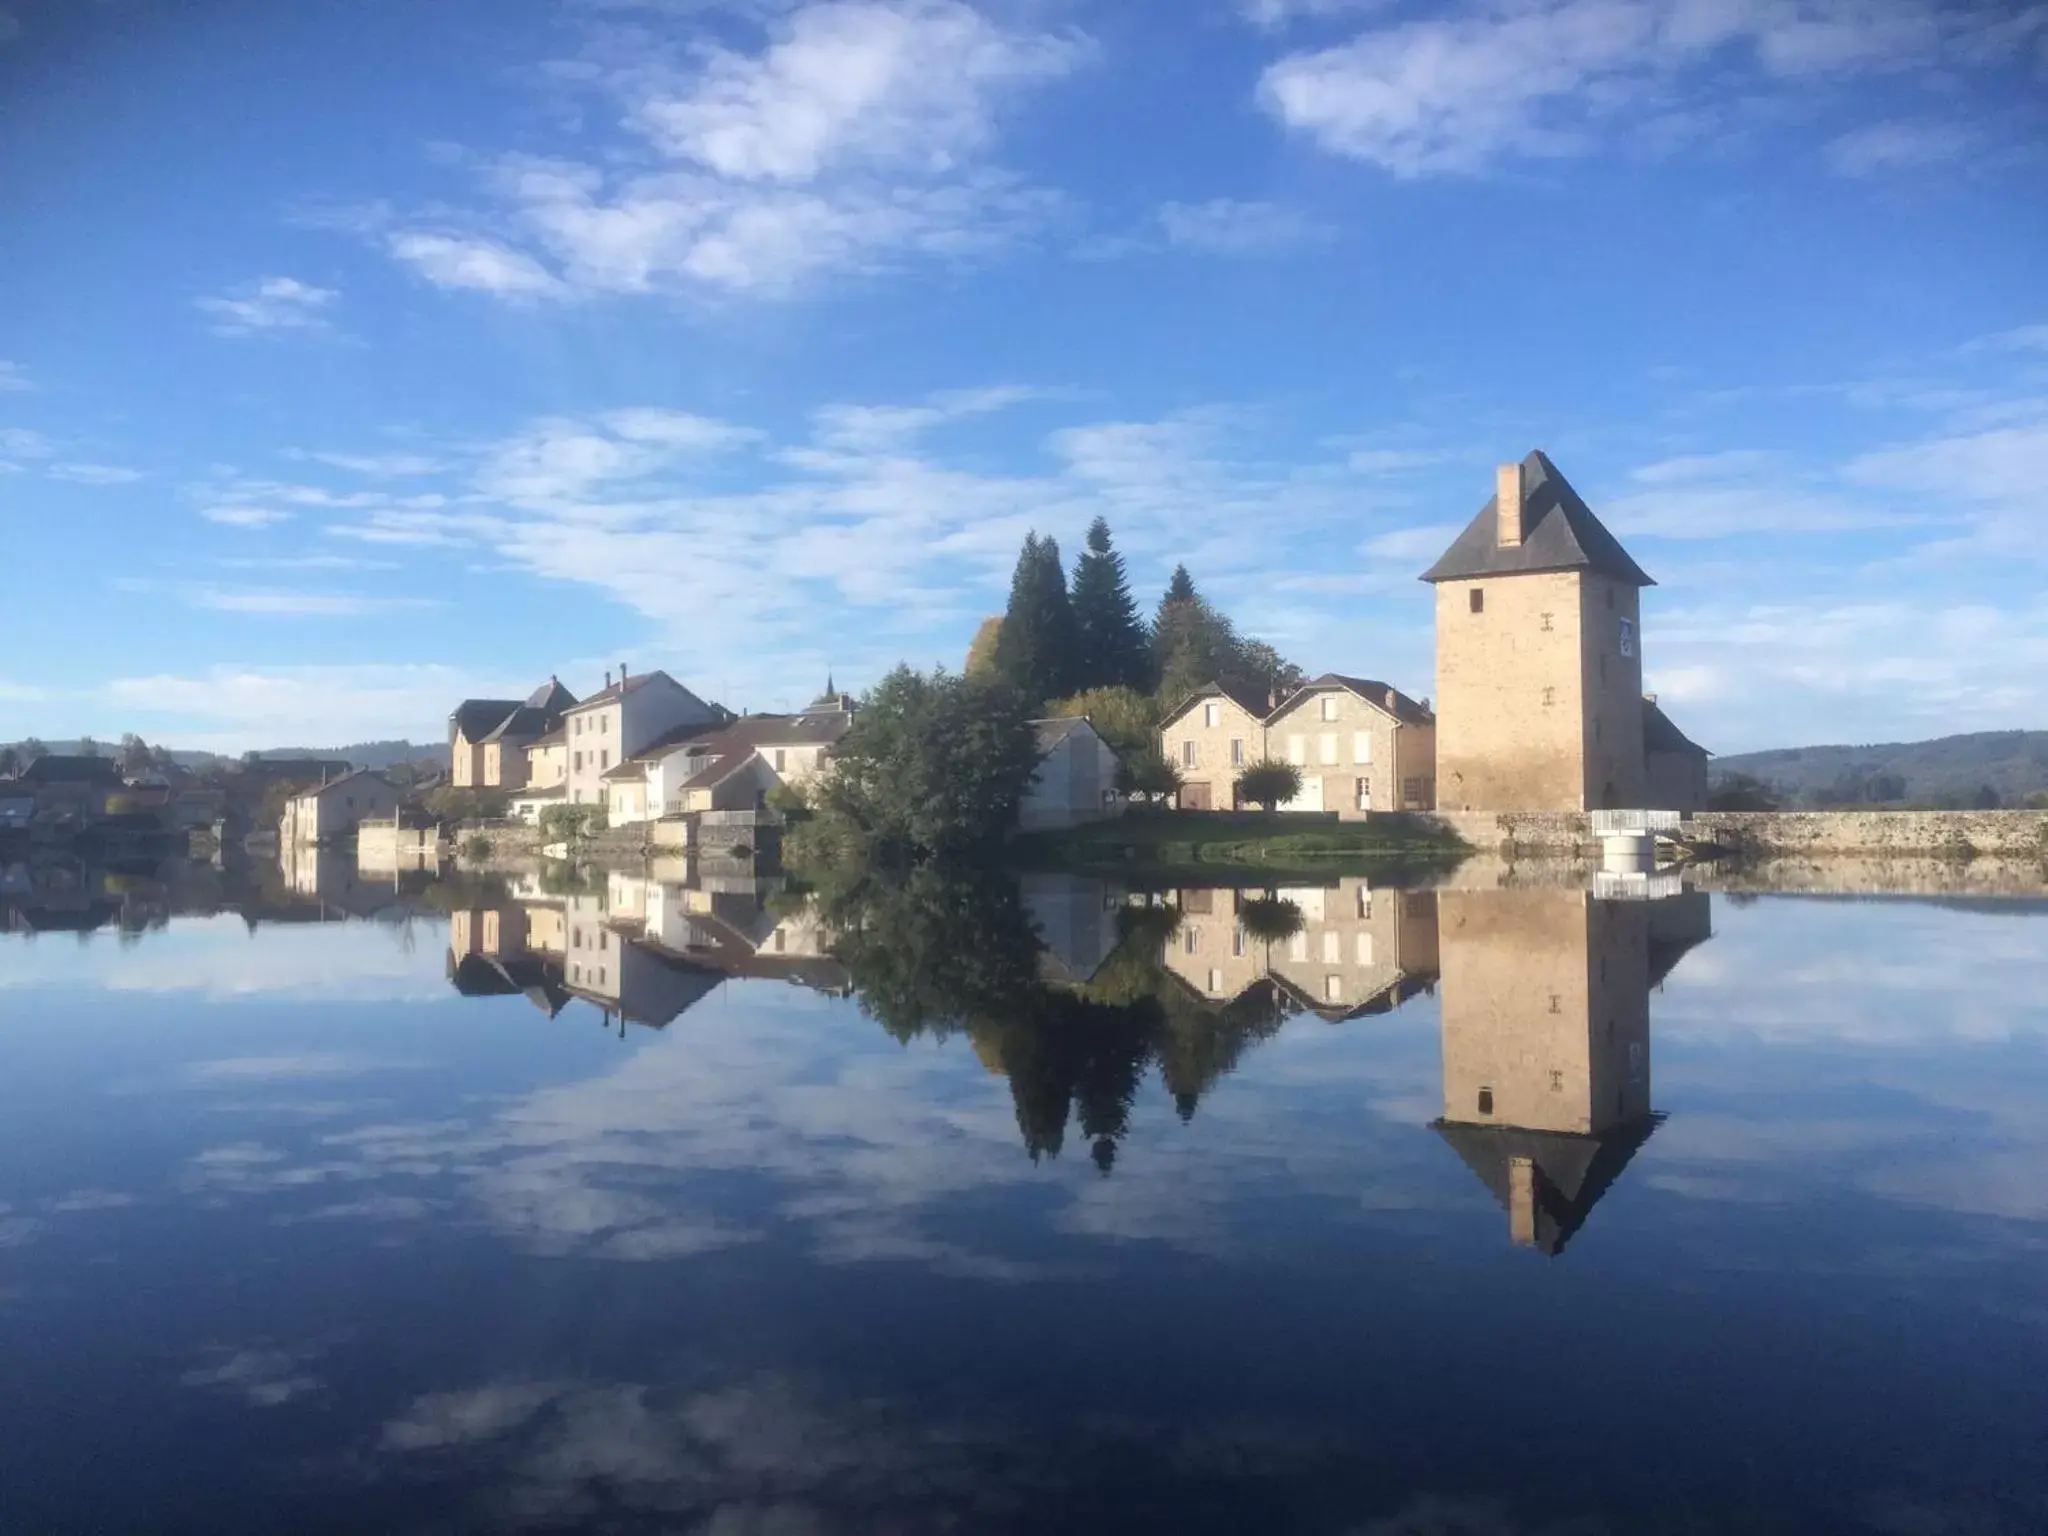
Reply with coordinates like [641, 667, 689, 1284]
[1016, 808, 1468, 884]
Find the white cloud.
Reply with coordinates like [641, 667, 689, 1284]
[296, 450, 448, 477]
[201, 506, 293, 528]
[379, 0, 1087, 300]
[630, 0, 1082, 182]
[187, 1053, 407, 1084]
[0, 360, 32, 392]
[48, 462, 143, 486]
[182, 586, 437, 618]
[0, 426, 54, 459]
[1846, 416, 2048, 505]
[1156, 198, 1326, 256]
[182, 1348, 324, 1408]
[1258, 0, 2041, 176]
[195, 276, 340, 336]
[1826, 118, 1972, 175]
[99, 664, 538, 753]
[387, 232, 564, 296]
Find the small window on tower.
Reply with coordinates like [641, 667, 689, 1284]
[1469, 588, 1484, 614]
[1542, 686, 1555, 707]
[1478, 1088, 1494, 1116]
[1540, 611, 1554, 632]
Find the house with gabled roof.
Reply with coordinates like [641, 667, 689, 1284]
[1019, 717, 1123, 832]
[1643, 696, 1710, 812]
[1263, 674, 1436, 816]
[279, 768, 401, 845]
[449, 677, 578, 790]
[611, 705, 855, 827]
[561, 666, 726, 810]
[1157, 681, 1275, 812]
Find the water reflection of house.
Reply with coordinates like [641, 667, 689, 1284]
[446, 865, 850, 1034]
[1432, 887, 1711, 1254]
[1022, 873, 1125, 985]
[1161, 879, 1441, 1019]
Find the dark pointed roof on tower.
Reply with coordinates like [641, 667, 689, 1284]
[1421, 450, 1654, 588]
[1432, 1115, 1662, 1256]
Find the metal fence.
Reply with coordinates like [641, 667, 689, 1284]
[1589, 808, 1683, 835]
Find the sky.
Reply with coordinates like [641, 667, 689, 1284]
[0, 0, 2044, 756]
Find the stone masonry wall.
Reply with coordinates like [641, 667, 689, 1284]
[1428, 808, 2048, 859]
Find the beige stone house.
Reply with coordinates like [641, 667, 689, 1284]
[1424, 452, 1708, 813]
[1263, 675, 1436, 816]
[1432, 887, 1710, 1254]
[1158, 683, 1273, 810]
[448, 679, 577, 790]
[561, 668, 726, 809]
[279, 768, 400, 845]
[604, 699, 856, 827]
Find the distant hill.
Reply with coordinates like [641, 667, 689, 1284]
[1712, 731, 2048, 808]
[2, 739, 440, 773]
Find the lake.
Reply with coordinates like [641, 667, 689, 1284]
[2, 855, 2046, 1534]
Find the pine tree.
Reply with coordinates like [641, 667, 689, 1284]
[994, 533, 1079, 706]
[1151, 567, 1237, 707]
[1069, 517, 1152, 692]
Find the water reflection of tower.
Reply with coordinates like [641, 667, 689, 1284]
[1433, 888, 1711, 1254]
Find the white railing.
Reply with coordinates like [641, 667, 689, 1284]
[1593, 870, 1688, 902]
[1590, 808, 1683, 835]
[699, 808, 783, 828]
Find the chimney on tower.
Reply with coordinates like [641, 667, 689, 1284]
[1496, 460, 1526, 548]
[1385, 687, 1398, 710]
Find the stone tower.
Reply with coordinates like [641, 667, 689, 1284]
[1421, 451, 1654, 812]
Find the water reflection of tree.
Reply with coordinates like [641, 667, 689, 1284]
[819, 874, 1301, 1171]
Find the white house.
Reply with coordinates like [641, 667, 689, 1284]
[1019, 718, 1124, 832]
[279, 769, 401, 845]
[607, 702, 857, 828]
[560, 667, 726, 810]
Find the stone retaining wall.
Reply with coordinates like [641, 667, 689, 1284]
[1690, 810, 2048, 858]
[1427, 808, 2048, 860]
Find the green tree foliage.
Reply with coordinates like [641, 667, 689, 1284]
[118, 734, 152, 773]
[1069, 517, 1152, 692]
[1044, 685, 1158, 757]
[1119, 750, 1183, 800]
[78, 735, 100, 758]
[537, 803, 606, 841]
[1150, 566, 1303, 711]
[1707, 772, 1779, 812]
[992, 533, 1079, 706]
[806, 666, 1039, 861]
[963, 616, 1004, 678]
[1234, 759, 1303, 811]
[428, 786, 511, 823]
[1236, 895, 1305, 945]
[0, 747, 18, 777]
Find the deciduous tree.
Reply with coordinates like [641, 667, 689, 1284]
[1234, 759, 1302, 812]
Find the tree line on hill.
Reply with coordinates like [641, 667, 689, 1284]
[1710, 731, 2048, 812]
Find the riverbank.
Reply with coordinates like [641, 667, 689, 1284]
[1428, 808, 2048, 860]
[1015, 809, 1467, 883]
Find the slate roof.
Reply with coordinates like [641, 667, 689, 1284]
[481, 706, 551, 743]
[1159, 681, 1273, 729]
[15, 755, 125, 786]
[562, 669, 688, 714]
[1643, 698, 1708, 758]
[1031, 716, 1095, 755]
[1432, 1114, 1662, 1256]
[1421, 450, 1654, 588]
[1274, 674, 1434, 727]
[525, 678, 577, 715]
[451, 699, 522, 742]
[291, 768, 394, 800]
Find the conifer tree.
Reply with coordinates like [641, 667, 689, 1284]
[1069, 517, 1152, 692]
[994, 533, 1079, 706]
[1151, 566, 1237, 706]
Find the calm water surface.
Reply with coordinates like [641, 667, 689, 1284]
[2, 858, 2046, 1534]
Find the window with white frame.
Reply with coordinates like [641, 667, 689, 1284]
[1320, 695, 1339, 721]
[1352, 732, 1372, 764]
[1203, 702, 1219, 728]
[1288, 932, 1308, 962]
[1286, 735, 1305, 765]
[1355, 777, 1370, 811]
[1325, 975, 1343, 1001]
[1322, 931, 1340, 963]
[1356, 932, 1374, 966]
[1181, 740, 1196, 768]
[1230, 738, 1244, 767]
[1319, 734, 1338, 765]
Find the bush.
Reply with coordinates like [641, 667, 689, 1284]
[765, 781, 811, 818]
[461, 834, 494, 861]
[1233, 760, 1303, 812]
[1120, 751, 1182, 800]
[426, 786, 509, 822]
[1707, 773, 1780, 812]
[1236, 896, 1305, 945]
[539, 804, 606, 843]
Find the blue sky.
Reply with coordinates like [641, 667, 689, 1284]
[1, 0, 2044, 754]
